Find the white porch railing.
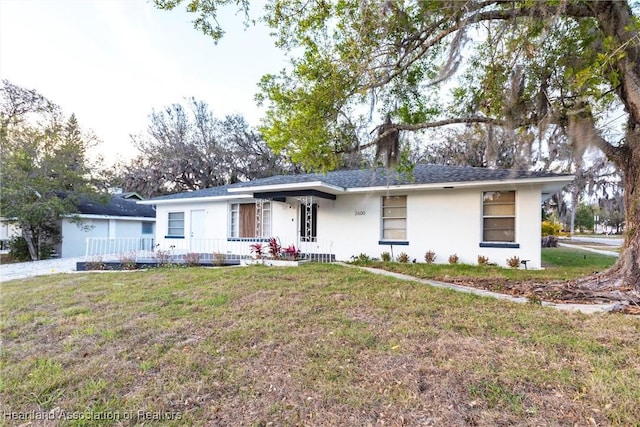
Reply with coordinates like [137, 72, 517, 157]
[85, 237, 156, 261]
[84, 236, 334, 263]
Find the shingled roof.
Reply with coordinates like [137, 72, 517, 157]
[76, 194, 155, 218]
[147, 164, 571, 202]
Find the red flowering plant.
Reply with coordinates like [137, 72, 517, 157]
[267, 237, 282, 259]
[249, 242, 264, 259]
[282, 244, 301, 260]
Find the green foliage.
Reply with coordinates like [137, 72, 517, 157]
[352, 253, 371, 263]
[1, 81, 105, 260]
[8, 236, 51, 262]
[380, 251, 391, 262]
[575, 204, 595, 233]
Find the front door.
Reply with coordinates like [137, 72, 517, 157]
[190, 209, 206, 251]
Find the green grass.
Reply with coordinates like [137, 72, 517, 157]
[1, 263, 638, 426]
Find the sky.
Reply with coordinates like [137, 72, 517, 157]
[0, 0, 286, 165]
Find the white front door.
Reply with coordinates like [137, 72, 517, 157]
[190, 210, 206, 252]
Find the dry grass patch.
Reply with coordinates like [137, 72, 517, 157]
[1, 264, 639, 426]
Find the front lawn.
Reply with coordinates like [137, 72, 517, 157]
[1, 264, 639, 426]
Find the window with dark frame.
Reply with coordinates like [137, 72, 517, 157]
[167, 212, 184, 237]
[482, 191, 516, 242]
[381, 195, 407, 241]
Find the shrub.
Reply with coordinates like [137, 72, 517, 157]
[424, 250, 437, 264]
[212, 252, 226, 266]
[85, 256, 106, 271]
[249, 242, 264, 259]
[183, 252, 201, 266]
[477, 255, 489, 266]
[448, 254, 459, 265]
[380, 251, 391, 262]
[352, 253, 371, 263]
[283, 244, 301, 260]
[118, 252, 137, 270]
[507, 256, 521, 268]
[541, 220, 563, 236]
[154, 249, 172, 266]
[8, 236, 53, 261]
[541, 235, 558, 247]
[397, 252, 410, 263]
[267, 237, 282, 259]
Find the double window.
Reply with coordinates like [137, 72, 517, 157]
[381, 195, 407, 241]
[229, 202, 271, 238]
[482, 191, 515, 242]
[167, 212, 184, 237]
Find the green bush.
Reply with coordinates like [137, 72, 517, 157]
[8, 236, 52, 261]
[380, 251, 391, 262]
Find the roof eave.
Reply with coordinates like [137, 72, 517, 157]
[63, 214, 155, 221]
[344, 175, 575, 193]
[227, 181, 345, 195]
[138, 194, 253, 205]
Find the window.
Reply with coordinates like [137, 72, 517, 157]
[299, 203, 317, 242]
[141, 222, 154, 235]
[167, 212, 184, 237]
[381, 195, 407, 241]
[482, 191, 515, 242]
[229, 202, 271, 238]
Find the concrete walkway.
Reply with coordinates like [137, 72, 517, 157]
[558, 243, 619, 257]
[0, 257, 83, 283]
[339, 263, 619, 314]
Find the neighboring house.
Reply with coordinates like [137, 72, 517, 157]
[140, 164, 573, 269]
[59, 193, 156, 258]
[0, 221, 19, 252]
[1, 193, 156, 258]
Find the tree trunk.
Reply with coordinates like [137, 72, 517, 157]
[21, 226, 39, 261]
[584, 126, 640, 294]
[606, 128, 640, 289]
[585, 1, 640, 294]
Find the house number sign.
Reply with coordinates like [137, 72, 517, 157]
[354, 210, 366, 216]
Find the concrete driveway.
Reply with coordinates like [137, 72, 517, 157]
[0, 257, 83, 282]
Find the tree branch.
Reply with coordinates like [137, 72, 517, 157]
[341, 116, 503, 153]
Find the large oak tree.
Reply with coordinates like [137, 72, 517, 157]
[156, 1, 639, 292]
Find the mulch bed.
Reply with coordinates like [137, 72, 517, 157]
[440, 276, 640, 315]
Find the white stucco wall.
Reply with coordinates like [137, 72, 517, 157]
[320, 185, 542, 267]
[61, 217, 155, 258]
[152, 183, 544, 268]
